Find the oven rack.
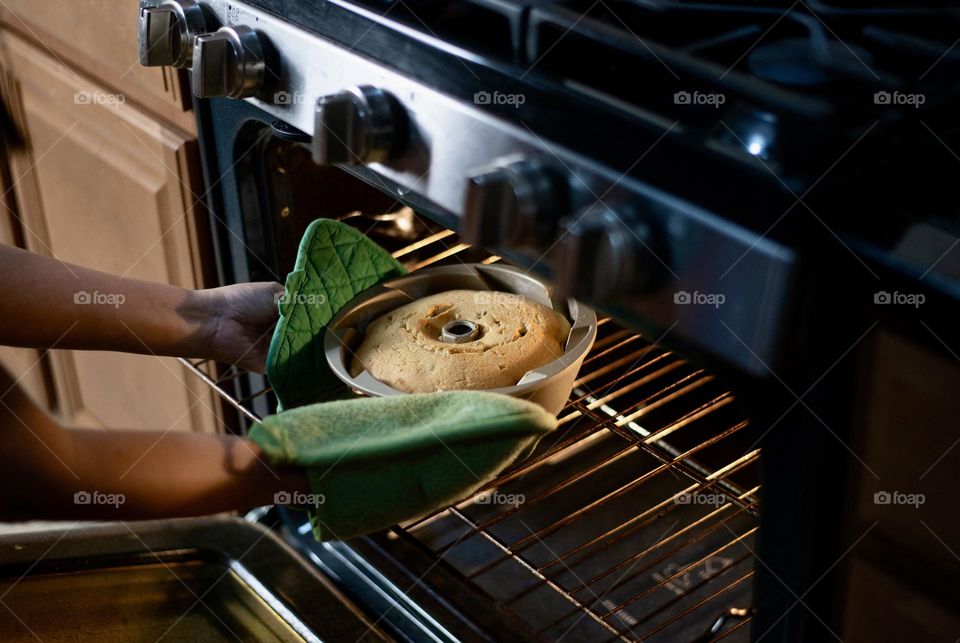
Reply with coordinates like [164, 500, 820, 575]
[179, 220, 759, 642]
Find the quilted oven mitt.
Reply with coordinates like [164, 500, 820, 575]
[248, 391, 556, 540]
[266, 218, 405, 410]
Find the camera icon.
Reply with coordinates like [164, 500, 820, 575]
[274, 90, 292, 105]
[873, 490, 891, 505]
[73, 91, 90, 105]
[675, 493, 691, 505]
[874, 91, 891, 105]
[874, 291, 891, 304]
[274, 491, 291, 505]
[74, 490, 91, 505]
[74, 291, 91, 304]
[674, 291, 691, 305]
[474, 91, 491, 105]
[674, 91, 691, 105]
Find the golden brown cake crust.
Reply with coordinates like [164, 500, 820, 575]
[351, 289, 571, 393]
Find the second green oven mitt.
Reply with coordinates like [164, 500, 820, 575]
[248, 390, 556, 541]
[266, 218, 406, 410]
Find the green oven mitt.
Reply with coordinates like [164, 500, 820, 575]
[248, 391, 556, 541]
[266, 218, 406, 410]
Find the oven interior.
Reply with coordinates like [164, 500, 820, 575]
[189, 124, 764, 642]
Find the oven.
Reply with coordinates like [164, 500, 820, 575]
[183, 201, 763, 642]
[142, 1, 960, 641]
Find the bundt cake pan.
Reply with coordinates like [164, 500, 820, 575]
[324, 263, 597, 415]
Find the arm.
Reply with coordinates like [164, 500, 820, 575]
[0, 244, 283, 372]
[0, 366, 306, 521]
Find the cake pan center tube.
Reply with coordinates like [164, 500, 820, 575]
[441, 319, 482, 343]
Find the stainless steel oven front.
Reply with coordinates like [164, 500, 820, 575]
[143, 1, 960, 641]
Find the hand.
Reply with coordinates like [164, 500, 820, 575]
[204, 282, 285, 374]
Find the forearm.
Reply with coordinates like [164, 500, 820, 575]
[0, 244, 214, 359]
[60, 429, 307, 520]
[2, 427, 306, 521]
[0, 368, 305, 521]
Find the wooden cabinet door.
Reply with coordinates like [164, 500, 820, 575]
[0, 31, 219, 434]
[0, 0, 195, 133]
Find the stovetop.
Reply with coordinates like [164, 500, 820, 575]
[238, 0, 960, 244]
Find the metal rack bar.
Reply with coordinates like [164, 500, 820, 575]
[601, 528, 757, 619]
[585, 329, 642, 356]
[407, 243, 471, 271]
[562, 356, 684, 421]
[178, 358, 262, 424]
[533, 432, 755, 578]
[390, 229, 456, 258]
[447, 506, 632, 642]
[631, 572, 755, 642]
[533, 454, 759, 574]
[582, 362, 696, 412]
[464, 450, 758, 582]
[570, 498, 756, 604]
[528, 483, 759, 615]
[711, 613, 753, 641]
[571, 404, 758, 511]
[639, 395, 735, 443]
[567, 490, 760, 595]
[510, 496, 758, 623]
[237, 386, 273, 404]
[404, 421, 613, 535]
[435, 394, 748, 552]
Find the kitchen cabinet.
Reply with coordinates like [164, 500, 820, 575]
[0, 30, 220, 433]
[0, 0, 196, 134]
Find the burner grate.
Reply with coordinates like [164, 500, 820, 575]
[181, 215, 759, 642]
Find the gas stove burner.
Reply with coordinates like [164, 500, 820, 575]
[747, 37, 874, 87]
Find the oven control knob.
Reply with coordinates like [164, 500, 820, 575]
[312, 86, 406, 165]
[554, 205, 663, 301]
[192, 26, 266, 99]
[139, 0, 208, 68]
[462, 159, 563, 249]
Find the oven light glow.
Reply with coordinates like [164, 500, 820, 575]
[747, 134, 766, 156]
